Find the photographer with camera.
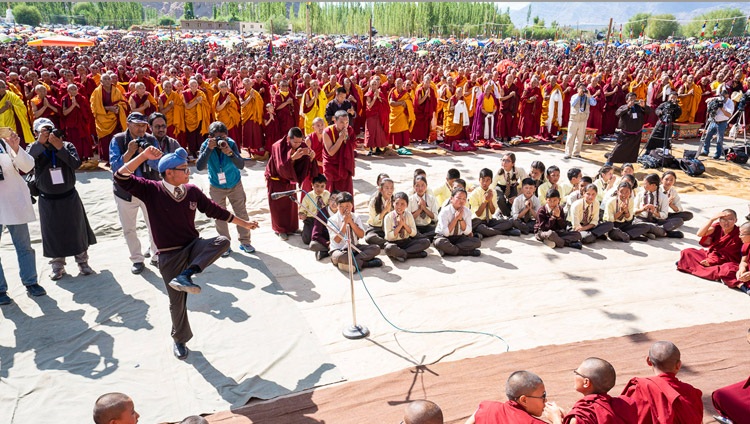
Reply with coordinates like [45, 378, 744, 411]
[0, 128, 46, 305]
[196, 121, 255, 256]
[645, 91, 681, 155]
[700, 89, 734, 160]
[28, 118, 96, 281]
[110, 112, 161, 274]
[606, 92, 651, 165]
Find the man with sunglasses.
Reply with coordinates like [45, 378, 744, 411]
[465, 370, 564, 423]
[114, 145, 258, 360]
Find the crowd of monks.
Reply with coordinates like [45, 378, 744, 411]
[2, 34, 750, 171]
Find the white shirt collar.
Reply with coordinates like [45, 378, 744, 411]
[161, 180, 185, 196]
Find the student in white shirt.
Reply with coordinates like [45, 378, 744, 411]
[602, 182, 651, 242]
[570, 184, 614, 244]
[634, 173, 684, 238]
[328, 192, 382, 272]
[538, 165, 573, 206]
[511, 178, 541, 235]
[493, 153, 527, 217]
[434, 188, 481, 257]
[661, 171, 693, 225]
[409, 175, 439, 241]
[469, 168, 519, 238]
[384, 192, 431, 262]
[365, 177, 394, 248]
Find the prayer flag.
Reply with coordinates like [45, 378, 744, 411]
[713, 21, 719, 37]
[700, 20, 706, 39]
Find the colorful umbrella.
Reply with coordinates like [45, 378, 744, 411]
[402, 43, 419, 51]
[28, 35, 95, 47]
[335, 43, 358, 50]
[712, 42, 732, 49]
[416, 50, 429, 57]
[375, 40, 392, 48]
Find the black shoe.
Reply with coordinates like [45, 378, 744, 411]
[645, 233, 657, 240]
[0, 292, 12, 305]
[407, 251, 428, 259]
[597, 234, 608, 240]
[150, 258, 159, 267]
[476, 233, 484, 240]
[467, 249, 481, 257]
[504, 228, 522, 237]
[569, 241, 583, 250]
[221, 248, 232, 258]
[438, 249, 445, 257]
[169, 274, 202, 294]
[666, 230, 684, 239]
[131, 262, 145, 274]
[634, 235, 649, 242]
[173, 342, 189, 360]
[364, 258, 383, 268]
[315, 251, 330, 261]
[26, 284, 47, 297]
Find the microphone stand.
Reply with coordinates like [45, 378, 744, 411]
[285, 192, 369, 340]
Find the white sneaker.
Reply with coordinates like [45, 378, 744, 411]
[543, 240, 556, 248]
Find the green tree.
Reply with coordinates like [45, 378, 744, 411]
[159, 16, 176, 27]
[183, 2, 195, 20]
[266, 14, 288, 34]
[682, 8, 745, 38]
[625, 12, 651, 38]
[646, 14, 679, 39]
[13, 4, 42, 26]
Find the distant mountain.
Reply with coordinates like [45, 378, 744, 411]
[508, 2, 750, 29]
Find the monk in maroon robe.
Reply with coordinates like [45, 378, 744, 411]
[466, 371, 564, 424]
[411, 76, 437, 142]
[265, 127, 318, 238]
[677, 210, 742, 286]
[364, 79, 390, 151]
[60, 85, 94, 160]
[587, 78, 606, 136]
[621, 341, 703, 424]
[322, 111, 356, 195]
[272, 80, 299, 138]
[564, 358, 638, 424]
[713, 375, 750, 424]
[602, 77, 626, 136]
[518, 78, 542, 138]
[499, 76, 519, 140]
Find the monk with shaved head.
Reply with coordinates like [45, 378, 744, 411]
[621, 341, 703, 424]
[93, 392, 139, 424]
[564, 358, 637, 424]
[404, 400, 443, 424]
[465, 370, 564, 424]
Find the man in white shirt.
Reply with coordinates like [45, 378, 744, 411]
[701, 89, 735, 159]
[0, 129, 46, 305]
[564, 83, 597, 159]
[434, 188, 481, 257]
[327, 191, 382, 272]
[633, 174, 684, 238]
[570, 185, 614, 244]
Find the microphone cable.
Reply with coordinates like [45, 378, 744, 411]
[298, 189, 511, 353]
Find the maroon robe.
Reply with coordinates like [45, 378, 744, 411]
[34, 95, 61, 128]
[473, 400, 546, 424]
[712, 376, 750, 424]
[602, 84, 626, 135]
[364, 89, 389, 149]
[499, 83, 519, 138]
[518, 86, 541, 138]
[563, 394, 638, 424]
[694, 82, 712, 125]
[75, 75, 97, 99]
[411, 84, 437, 141]
[562, 83, 575, 125]
[262, 110, 281, 154]
[130, 92, 156, 117]
[322, 124, 356, 194]
[676, 224, 742, 286]
[587, 84, 605, 136]
[272, 91, 299, 138]
[621, 373, 703, 424]
[265, 136, 318, 234]
[60, 93, 94, 160]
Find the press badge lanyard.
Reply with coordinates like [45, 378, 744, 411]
[216, 149, 227, 185]
[44, 149, 64, 185]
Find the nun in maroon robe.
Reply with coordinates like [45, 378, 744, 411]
[364, 82, 390, 150]
[518, 82, 541, 138]
[265, 128, 318, 236]
[60, 87, 94, 160]
[677, 222, 742, 286]
[411, 80, 437, 142]
[602, 81, 626, 136]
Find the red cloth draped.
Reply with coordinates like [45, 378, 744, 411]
[602, 84, 626, 135]
[364, 88, 390, 148]
[518, 86, 541, 137]
[499, 83, 519, 138]
[473, 400, 547, 424]
[564, 394, 638, 424]
[272, 92, 299, 137]
[322, 125, 356, 193]
[712, 376, 750, 424]
[587, 84, 606, 136]
[60, 93, 94, 159]
[411, 84, 437, 141]
[677, 224, 742, 286]
[265, 136, 319, 234]
[621, 373, 703, 424]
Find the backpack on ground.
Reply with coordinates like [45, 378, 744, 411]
[637, 154, 660, 169]
[679, 158, 705, 177]
[649, 148, 679, 169]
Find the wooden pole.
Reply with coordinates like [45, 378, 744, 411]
[306, 2, 311, 38]
[604, 17, 613, 51]
[368, 14, 372, 52]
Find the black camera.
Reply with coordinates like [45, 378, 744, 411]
[216, 137, 228, 149]
[707, 98, 722, 119]
[135, 137, 151, 150]
[44, 126, 65, 138]
[737, 90, 750, 113]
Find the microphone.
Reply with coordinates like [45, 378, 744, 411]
[270, 189, 300, 200]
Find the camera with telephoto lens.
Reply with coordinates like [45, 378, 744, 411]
[706, 98, 722, 119]
[216, 136, 228, 149]
[44, 126, 65, 139]
[738, 90, 750, 112]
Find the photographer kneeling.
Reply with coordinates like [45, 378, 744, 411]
[110, 112, 161, 274]
[701, 89, 734, 160]
[196, 121, 255, 256]
[645, 91, 681, 155]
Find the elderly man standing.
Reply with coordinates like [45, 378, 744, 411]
[110, 112, 161, 275]
[0, 129, 46, 305]
[91, 73, 127, 165]
[197, 121, 255, 255]
[114, 146, 258, 360]
[28, 118, 96, 281]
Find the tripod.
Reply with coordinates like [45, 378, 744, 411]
[726, 108, 748, 154]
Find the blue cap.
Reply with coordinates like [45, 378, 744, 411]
[158, 147, 188, 173]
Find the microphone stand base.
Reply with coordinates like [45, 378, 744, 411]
[342, 324, 370, 340]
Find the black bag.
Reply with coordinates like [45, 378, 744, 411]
[24, 170, 40, 197]
[679, 158, 705, 177]
[649, 148, 679, 169]
[637, 154, 660, 169]
[683, 150, 698, 160]
[725, 146, 749, 164]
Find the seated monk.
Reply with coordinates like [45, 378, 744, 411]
[466, 370, 565, 424]
[711, 329, 750, 424]
[676, 210, 743, 287]
[621, 341, 703, 424]
[564, 357, 638, 424]
[404, 400, 443, 424]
